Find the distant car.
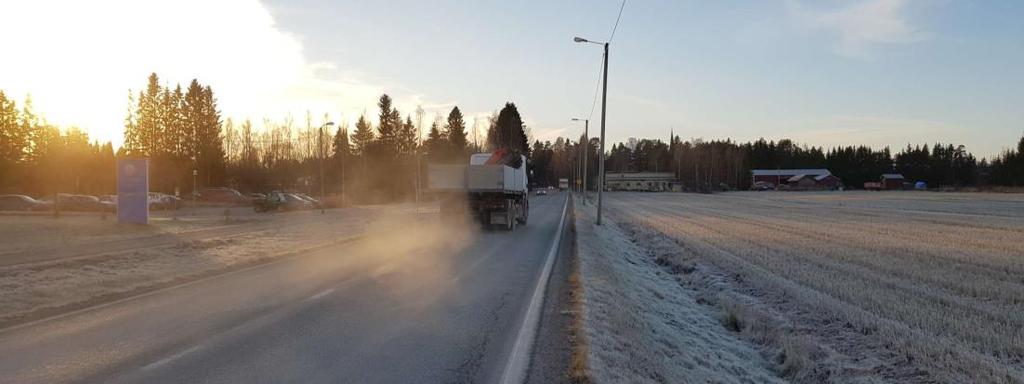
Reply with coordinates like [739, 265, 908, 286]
[283, 193, 314, 210]
[294, 193, 323, 208]
[0, 194, 51, 211]
[99, 195, 118, 204]
[534, 189, 547, 196]
[57, 194, 116, 212]
[198, 188, 248, 205]
[253, 191, 287, 212]
[751, 181, 775, 191]
[148, 192, 181, 210]
[248, 193, 266, 203]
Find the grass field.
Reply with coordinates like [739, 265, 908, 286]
[601, 191, 1024, 383]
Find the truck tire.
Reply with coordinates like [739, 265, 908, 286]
[506, 199, 516, 231]
[517, 198, 528, 225]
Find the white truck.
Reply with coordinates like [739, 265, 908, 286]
[427, 153, 529, 231]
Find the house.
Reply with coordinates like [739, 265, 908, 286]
[881, 174, 905, 190]
[785, 173, 844, 190]
[751, 169, 832, 187]
[751, 169, 841, 190]
[605, 172, 676, 191]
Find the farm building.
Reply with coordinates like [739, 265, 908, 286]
[605, 172, 676, 191]
[881, 174, 905, 190]
[751, 169, 841, 190]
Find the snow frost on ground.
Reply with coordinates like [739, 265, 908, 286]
[573, 199, 784, 384]
[0, 205, 410, 328]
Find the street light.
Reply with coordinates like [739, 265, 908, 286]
[574, 36, 609, 225]
[319, 121, 335, 214]
[571, 118, 588, 205]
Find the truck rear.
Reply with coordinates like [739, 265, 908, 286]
[427, 153, 529, 231]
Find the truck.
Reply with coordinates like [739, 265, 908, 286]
[428, 152, 529, 231]
[558, 178, 569, 191]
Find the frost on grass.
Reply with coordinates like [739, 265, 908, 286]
[602, 191, 1024, 384]
[0, 207, 382, 327]
[573, 200, 784, 384]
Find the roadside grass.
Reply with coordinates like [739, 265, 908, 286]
[565, 200, 591, 384]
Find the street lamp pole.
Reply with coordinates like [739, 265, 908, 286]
[575, 37, 609, 224]
[571, 118, 588, 205]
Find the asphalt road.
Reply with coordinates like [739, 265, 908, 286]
[0, 193, 570, 384]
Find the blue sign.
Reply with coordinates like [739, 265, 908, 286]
[117, 158, 149, 224]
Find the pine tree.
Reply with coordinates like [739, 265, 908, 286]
[351, 115, 374, 156]
[486, 102, 530, 166]
[375, 94, 399, 159]
[445, 106, 467, 159]
[424, 121, 446, 160]
[398, 115, 417, 156]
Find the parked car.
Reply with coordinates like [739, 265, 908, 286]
[198, 187, 248, 205]
[99, 195, 118, 204]
[248, 193, 266, 203]
[284, 193, 314, 210]
[148, 192, 181, 210]
[294, 193, 323, 208]
[253, 191, 287, 212]
[0, 194, 51, 211]
[57, 194, 116, 212]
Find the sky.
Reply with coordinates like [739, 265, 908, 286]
[0, 0, 1022, 158]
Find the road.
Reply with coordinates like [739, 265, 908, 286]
[0, 193, 570, 384]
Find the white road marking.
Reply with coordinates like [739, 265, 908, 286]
[500, 196, 569, 384]
[303, 288, 335, 302]
[142, 345, 202, 371]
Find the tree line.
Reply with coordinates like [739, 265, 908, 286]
[588, 136, 1024, 191]
[3, 72, 1022, 199]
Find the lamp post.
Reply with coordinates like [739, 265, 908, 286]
[319, 121, 335, 214]
[571, 118, 588, 205]
[574, 36, 608, 224]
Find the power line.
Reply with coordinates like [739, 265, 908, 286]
[609, 0, 627, 43]
[587, 56, 603, 121]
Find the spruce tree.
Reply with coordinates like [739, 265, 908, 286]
[445, 106, 467, 159]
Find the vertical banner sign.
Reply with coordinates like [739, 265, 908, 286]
[117, 158, 149, 224]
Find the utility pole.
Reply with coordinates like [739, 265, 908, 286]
[597, 42, 608, 225]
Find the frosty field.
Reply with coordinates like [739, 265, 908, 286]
[589, 191, 1024, 383]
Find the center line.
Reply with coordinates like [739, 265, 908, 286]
[303, 288, 335, 302]
[142, 345, 202, 370]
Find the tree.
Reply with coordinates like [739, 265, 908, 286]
[351, 115, 374, 156]
[486, 102, 530, 166]
[445, 106, 467, 159]
[424, 121, 446, 160]
[374, 94, 400, 159]
[398, 115, 418, 156]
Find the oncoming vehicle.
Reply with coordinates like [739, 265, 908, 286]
[535, 189, 547, 196]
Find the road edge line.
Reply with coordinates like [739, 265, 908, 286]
[0, 234, 364, 335]
[500, 195, 570, 384]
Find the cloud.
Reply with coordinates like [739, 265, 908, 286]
[789, 0, 927, 58]
[0, 0, 440, 147]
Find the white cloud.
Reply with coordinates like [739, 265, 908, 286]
[789, 0, 927, 58]
[0, 0, 438, 146]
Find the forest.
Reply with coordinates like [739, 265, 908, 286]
[2, 72, 1023, 202]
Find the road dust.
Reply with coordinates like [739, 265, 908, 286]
[331, 209, 480, 313]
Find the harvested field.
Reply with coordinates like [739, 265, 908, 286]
[600, 191, 1024, 383]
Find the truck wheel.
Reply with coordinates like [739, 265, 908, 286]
[517, 199, 528, 224]
[506, 200, 516, 231]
